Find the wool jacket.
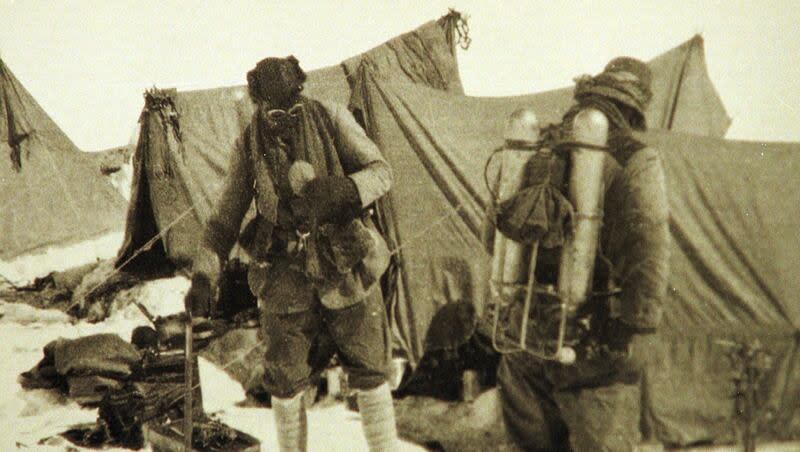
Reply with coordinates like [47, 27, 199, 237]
[203, 98, 392, 311]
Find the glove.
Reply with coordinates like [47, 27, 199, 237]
[185, 274, 216, 318]
[299, 175, 362, 225]
[601, 318, 655, 355]
[186, 249, 221, 317]
[603, 319, 637, 352]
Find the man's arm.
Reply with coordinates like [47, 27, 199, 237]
[328, 103, 393, 206]
[203, 128, 255, 259]
[616, 147, 670, 331]
[188, 129, 255, 317]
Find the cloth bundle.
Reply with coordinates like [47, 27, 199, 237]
[492, 151, 572, 248]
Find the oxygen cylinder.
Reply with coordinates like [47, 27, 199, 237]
[557, 108, 609, 316]
[490, 109, 539, 300]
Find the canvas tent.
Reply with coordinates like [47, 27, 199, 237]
[118, 27, 727, 275]
[348, 34, 731, 364]
[112, 8, 800, 444]
[0, 58, 127, 282]
[116, 10, 468, 269]
[349, 70, 799, 444]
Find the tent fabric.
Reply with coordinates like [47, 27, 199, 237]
[341, 11, 465, 93]
[0, 59, 127, 261]
[636, 130, 800, 445]
[350, 31, 733, 363]
[642, 130, 800, 333]
[458, 35, 730, 138]
[645, 36, 731, 137]
[352, 72, 799, 443]
[117, 11, 465, 268]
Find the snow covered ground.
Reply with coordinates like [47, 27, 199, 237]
[0, 231, 124, 287]
[108, 160, 133, 202]
[0, 276, 425, 451]
[2, 243, 796, 451]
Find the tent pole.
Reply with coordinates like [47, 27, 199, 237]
[184, 311, 193, 452]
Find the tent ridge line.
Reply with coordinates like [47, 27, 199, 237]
[664, 37, 696, 130]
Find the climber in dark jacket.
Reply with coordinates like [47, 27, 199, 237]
[187, 55, 398, 452]
[497, 57, 670, 452]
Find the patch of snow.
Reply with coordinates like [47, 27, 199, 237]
[108, 161, 133, 201]
[200, 351, 426, 451]
[105, 276, 190, 323]
[198, 356, 247, 413]
[0, 301, 71, 325]
[0, 231, 124, 287]
[469, 387, 502, 429]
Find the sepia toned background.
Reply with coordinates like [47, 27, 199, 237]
[0, 0, 798, 152]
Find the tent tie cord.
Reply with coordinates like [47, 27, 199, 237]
[63, 204, 198, 316]
[453, 10, 471, 50]
[60, 137, 606, 331]
[4, 84, 35, 171]
[440, 9, 471, 50]
[63, 178, 467, 316]
[110, 199, 473, 425]
[7, 131, 32, 171]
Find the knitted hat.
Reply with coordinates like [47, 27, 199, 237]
[572, 56, 653, 130]
[247, 55, 307, 108]
[603, 57, 652, 90]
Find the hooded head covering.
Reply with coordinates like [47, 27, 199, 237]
[572, 56, 652, 130]
[542, 56, 652, 166]
[247, 55, 307, 109]
[247, 55, 308, 139]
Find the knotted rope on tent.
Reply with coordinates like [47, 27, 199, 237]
[439, 9, 471, 50]
[142, 88, 181, 178]
[3, 88, 33, 171]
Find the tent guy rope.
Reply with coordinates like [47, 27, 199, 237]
[63, 185, 470, 320]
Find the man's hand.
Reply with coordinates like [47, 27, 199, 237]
[300, 175, 362, 224]
[185, 274, 216, 318]
[187, 249, 221, 318]
[599, 318, 657, 375]
[604, 319, 636, 349]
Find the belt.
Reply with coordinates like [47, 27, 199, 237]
[254, 227, 311, 267]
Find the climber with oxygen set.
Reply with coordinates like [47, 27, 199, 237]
[485, 57, 670, 451]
